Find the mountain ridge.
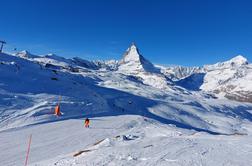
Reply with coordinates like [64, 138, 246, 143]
[11, 46, 252, 103]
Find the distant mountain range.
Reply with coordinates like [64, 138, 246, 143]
[13, 43, 252, 103]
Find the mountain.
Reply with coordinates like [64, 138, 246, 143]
[174, 55, 252, 102]
[201, 55, 252, 102]
[204, 55, 248, 70]
[1, 46, 252, 165]
[118, 43, 160, 74]
[118, 43, 171, 89]
[160, 65, 204, 81]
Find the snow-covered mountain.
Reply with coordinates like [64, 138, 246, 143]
[160, 65, 204, 81]
[201, 55, 252, 102]
[204, 55, 248, 70]
[118, 43, 160, 74]
[175, 55, 252, 102]
[118, 43, 171, 89]
[1, 45, 252, 166]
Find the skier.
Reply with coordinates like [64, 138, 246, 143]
[84, 118, 90, 128]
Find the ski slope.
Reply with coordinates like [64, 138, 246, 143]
[1, 115, 252, 166]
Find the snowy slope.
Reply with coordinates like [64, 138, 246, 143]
[0, 52, 110, 131]
[1, 47, 252, 165]
[1, 115, 252, 166]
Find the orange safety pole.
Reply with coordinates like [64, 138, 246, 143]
[54, 96, 62, 116]
[54, 104, 61, 116]
[24, 134, 32, 166]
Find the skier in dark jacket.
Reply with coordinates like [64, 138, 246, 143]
[84, 118, 90, 128]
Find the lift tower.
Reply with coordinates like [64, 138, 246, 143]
[0, 40, 6, 53]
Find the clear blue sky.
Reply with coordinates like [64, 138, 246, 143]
[0, 0, 252, 66]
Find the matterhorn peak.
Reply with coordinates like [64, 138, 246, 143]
[118, 43, 160, 73]
[120, 42, 142, 63]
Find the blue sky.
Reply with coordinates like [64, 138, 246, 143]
[0, 0, 252, 66]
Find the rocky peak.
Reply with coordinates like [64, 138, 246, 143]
[118, 43, 159, 73]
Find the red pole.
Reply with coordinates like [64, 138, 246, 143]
[25, 134, 32, 166]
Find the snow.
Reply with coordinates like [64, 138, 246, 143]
[1, 48, 252, 166]
[1, 115, 252, 166]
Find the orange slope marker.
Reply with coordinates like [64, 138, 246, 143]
[54, 104, 61, 116]
[54, 96, 62, 116]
